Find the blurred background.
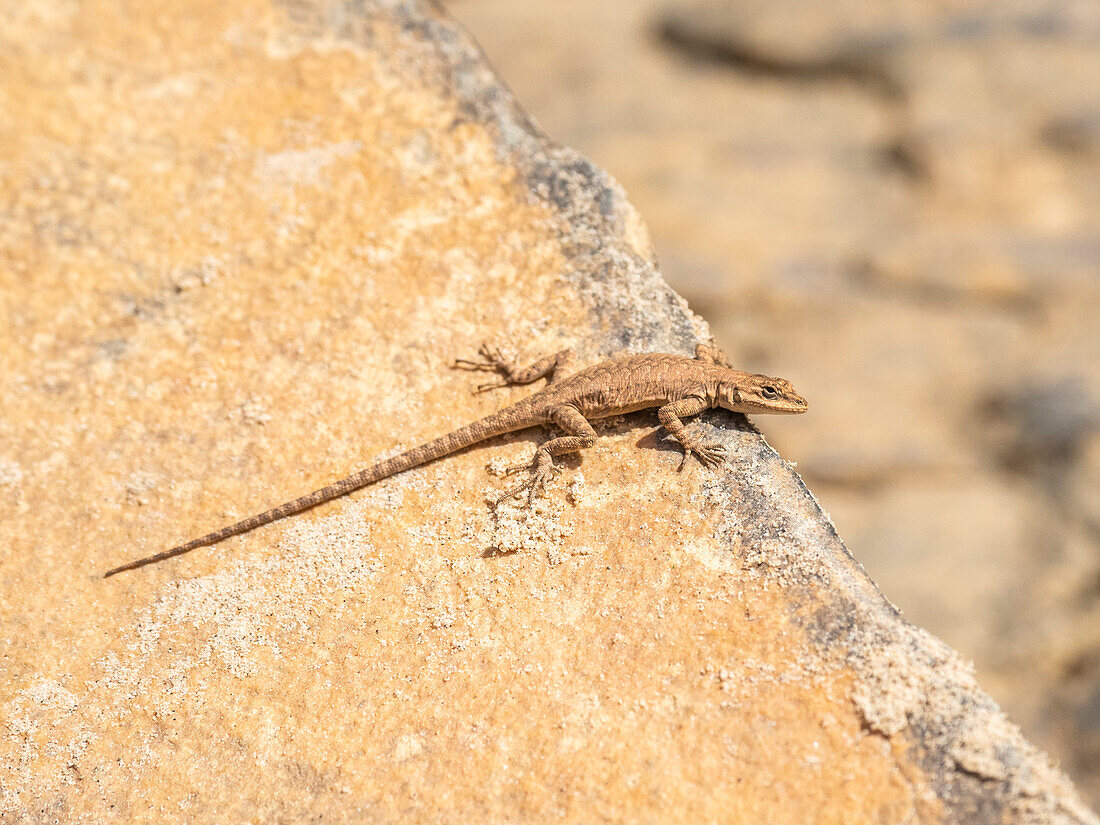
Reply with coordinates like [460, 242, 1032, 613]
[445, 0, 1100, 805]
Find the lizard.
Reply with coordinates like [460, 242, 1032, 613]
[103, 341, 807, 577]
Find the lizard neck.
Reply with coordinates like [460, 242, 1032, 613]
[701, 363, 730, 408]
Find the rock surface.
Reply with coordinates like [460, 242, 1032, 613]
[450, 0, 1100, 808]
[0, 0, 1095, 822]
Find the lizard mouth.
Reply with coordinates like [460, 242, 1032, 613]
[743, 398, 808, 414]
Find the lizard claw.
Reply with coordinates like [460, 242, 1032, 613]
[677, 440, 727, 471]
[500, 461, 530, 477]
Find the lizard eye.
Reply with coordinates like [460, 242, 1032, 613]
[761, 386, 778, 399]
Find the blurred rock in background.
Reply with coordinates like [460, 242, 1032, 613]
[447, 0, 1100, 805]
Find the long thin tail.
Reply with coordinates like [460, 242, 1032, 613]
[103, 403, 536, 577]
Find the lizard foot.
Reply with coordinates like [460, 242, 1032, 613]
[677, 440, 727, 471]
[453, 342, 507, 373]
[494, 451, 558, 507]
[453, 343, 513, 394]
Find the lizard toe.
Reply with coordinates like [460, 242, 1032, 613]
[677, 448, 691, 472]
[696, 442, 727, 468]
[452, 358, 496, 373]
[478, 342, 506, 366]
[677, 440, 727, 470]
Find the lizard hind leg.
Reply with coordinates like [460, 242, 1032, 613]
[494, 405, 596, 507]
[454, 343, 576, 394]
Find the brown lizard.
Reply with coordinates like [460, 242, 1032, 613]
[103, 342, 807, 577]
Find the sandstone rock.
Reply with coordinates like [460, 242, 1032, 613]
[0, 0, 1095, 822]
[450, 0, 1100, 802]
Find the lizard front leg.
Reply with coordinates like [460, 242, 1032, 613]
[498, 405, 596, 506]
[657, 397, 727, 470]
[454, 343, 576, 393]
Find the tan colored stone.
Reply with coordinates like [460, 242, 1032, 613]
[0, 1, 1095, 822]
[451, 0, 1100, 806]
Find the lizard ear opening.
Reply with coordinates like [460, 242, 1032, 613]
[721, 384, 741, 409]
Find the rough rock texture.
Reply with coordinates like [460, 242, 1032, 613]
[0, 1, 1095, 823]
[450, 0, 1100, 808]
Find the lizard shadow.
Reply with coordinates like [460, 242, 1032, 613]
[478, 410, 756, 559]
[629, 409, 757, 457]
[479, 408, 757, 487]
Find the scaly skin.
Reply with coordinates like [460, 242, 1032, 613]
[103, 342, 807, 577]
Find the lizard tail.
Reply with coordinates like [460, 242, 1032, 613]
[103, 402, 538, 577]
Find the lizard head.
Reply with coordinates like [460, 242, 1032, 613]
[719, 373, 808, 415]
